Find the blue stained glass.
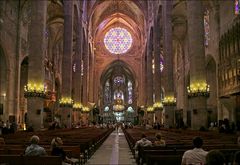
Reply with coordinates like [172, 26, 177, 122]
[104, 27, 133, 54]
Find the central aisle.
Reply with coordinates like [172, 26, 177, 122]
[86, 128, 136, 165]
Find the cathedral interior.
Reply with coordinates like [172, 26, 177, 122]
[0, 0, 240, 131]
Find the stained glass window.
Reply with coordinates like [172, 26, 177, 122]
[114, 76, 124, 85]
[204, 9, 210, 46]
[104, 80, 111, 104]
[114, 90, 124, 100]
[128, 81, 133, 104]
[104, 27, 133, 54]
[236, 0, 240, 15]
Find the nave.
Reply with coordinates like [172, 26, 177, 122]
[87, 128, 136, 165]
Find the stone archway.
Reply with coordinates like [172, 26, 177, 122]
[19, 56, 28, 126]
[0, 46, 7, 122]
[206, 55, 217, 125]
[100, 60, 136, 124]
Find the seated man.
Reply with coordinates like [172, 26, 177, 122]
[181, 136, 208, 165]
[25, 135, 47, 156]
[134, 133, 152, 150]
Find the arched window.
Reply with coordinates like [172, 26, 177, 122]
[104, 80, 111, 104]
[235, 0, 240, 15]
[114, 90, 124, 101]
[128, 81, 133, 104]
[114, 76, 124, 86]
[204, 9, 210, 46]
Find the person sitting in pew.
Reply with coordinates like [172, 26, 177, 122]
[134, 133, 152, 163]
[233, 151, 240, 165]
[134, 133, 152, 150]
[51, 137, 78, 165]
[25, 135, 47, 156]
[181, 136, 208, 165]
[205, 150, 225, 165]
[153, 133, 166, 147]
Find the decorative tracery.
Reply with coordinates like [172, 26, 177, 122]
[104, 27, 133, 54]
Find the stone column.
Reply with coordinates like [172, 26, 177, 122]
[27, 0, 47, 131]
[154, 8, 162, 124]
[61, 0, 73, 128]
[187, 1, 208, 130]
[82, 30, 89, 125]
[82, 32, 89, 106]
[146, 31, 154, 124]
[162, 0, 175, 128]
[73, 7, 83, 124]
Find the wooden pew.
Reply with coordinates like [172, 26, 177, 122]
[0, 155, 62, 165]
[145, 155, 182, 165]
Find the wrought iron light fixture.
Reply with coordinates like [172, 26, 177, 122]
[147, 106, 154, 113]
[82, 106, 90, 113]
[187, 82, 210, 98]
[113, 98, 125, 112]
[59, 97, 73, 108]
[162, 96, 176, 106]
[73, 102, 82, 111]
[24, 83, 47, 98]
[153, 102, 163, 111]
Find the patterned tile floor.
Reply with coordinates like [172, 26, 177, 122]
[86, 128, 136, 165]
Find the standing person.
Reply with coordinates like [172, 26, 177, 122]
[25, 135, 47, 156]
[181, 136, 208, 165]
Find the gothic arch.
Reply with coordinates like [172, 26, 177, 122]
[0, 45, 8, 121]
[206, 54, 217, 123]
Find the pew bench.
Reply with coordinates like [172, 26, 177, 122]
[0, 155, 62, 165]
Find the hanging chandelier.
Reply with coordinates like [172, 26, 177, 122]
[113, 98, 125, 112]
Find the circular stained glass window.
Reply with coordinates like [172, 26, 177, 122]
[104, 27, 133, 54]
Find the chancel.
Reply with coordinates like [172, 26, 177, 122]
[0, 0, 240, 165]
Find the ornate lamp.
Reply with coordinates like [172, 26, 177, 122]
[59, 97, 73, 108]
[187, 82, 210, 98]
[82, 106, 90, 113]
[24, 83, 47, 98]
[73, 102, 82, 111]
[153, 102, 163, 111]
[147, 106, 154, 113]
[162, 96, 176, 106]
[113, 98, 125, 112]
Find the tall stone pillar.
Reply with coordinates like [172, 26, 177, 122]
[154, 8, 162, 124]
[61, 0, 73, 128]
[187, 1, 208, 130]
[27, 0, 47, 131]
[73, 7, 83, 124]
[146, 31, 154, 124]
[162, 0, 175, 128]
[82, 32, 89, 106]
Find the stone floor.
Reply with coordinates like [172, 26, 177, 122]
[86, 128, 136, 165]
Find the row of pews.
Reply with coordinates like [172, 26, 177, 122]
[123, 127, 240, 165]
[0, 127, 114, 165]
